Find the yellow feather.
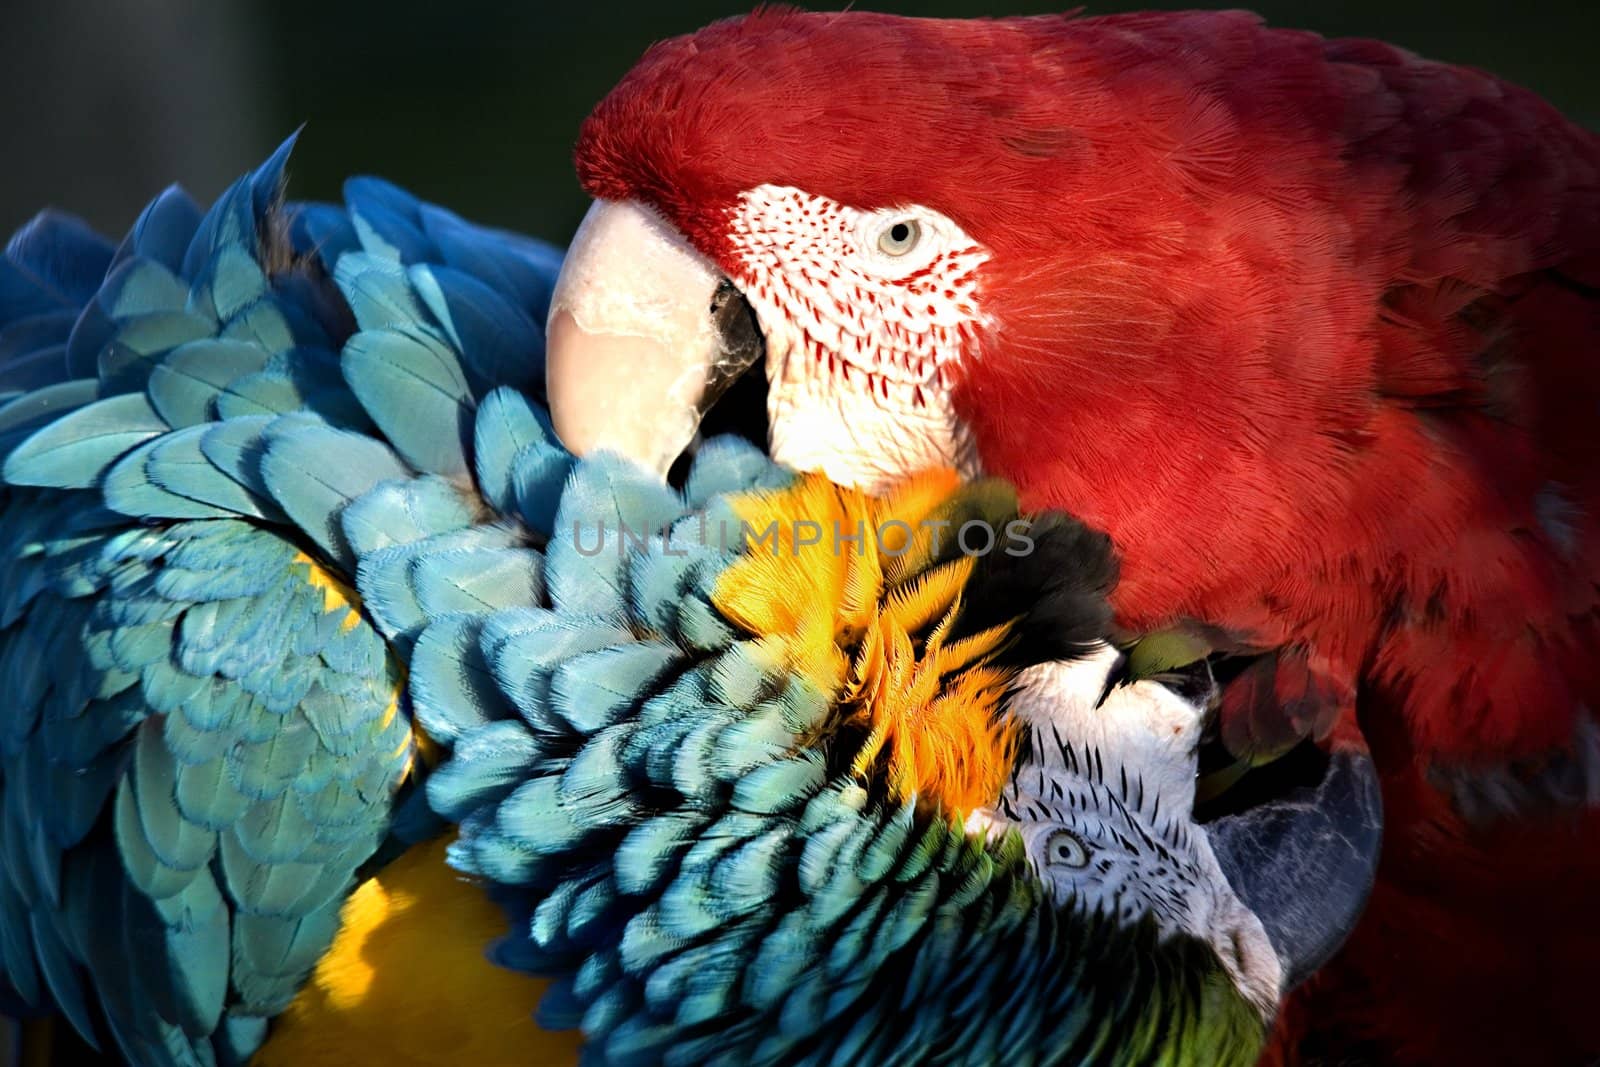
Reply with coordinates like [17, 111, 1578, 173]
[882, 558, 973, 635]
[291, 551, 364, 632]
[252, 836, 582, 1067]
[714, 471, 1025, 820]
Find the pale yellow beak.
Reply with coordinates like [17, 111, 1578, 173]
[545, 199, 762, 476]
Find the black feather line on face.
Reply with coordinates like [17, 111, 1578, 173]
[947, 511, 1119, 667]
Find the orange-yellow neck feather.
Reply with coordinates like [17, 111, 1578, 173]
[713, 470, 1022, 819]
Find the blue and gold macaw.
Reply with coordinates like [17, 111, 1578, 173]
[0, 140, 1376, 1067]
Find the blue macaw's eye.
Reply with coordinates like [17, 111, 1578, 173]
[877, 218, 921, 256]
[1046, 828, 1092, 869]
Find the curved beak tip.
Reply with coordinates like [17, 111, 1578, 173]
[1210, 747, 1384, 993]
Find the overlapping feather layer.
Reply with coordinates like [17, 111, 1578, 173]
[0, 138, 1257, 1067]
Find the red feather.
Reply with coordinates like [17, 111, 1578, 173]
[576, 9, 1600, 1063]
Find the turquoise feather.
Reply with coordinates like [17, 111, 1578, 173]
[0, 135, 562, 1064]
[340, 327, 474, 477]
[4, 392, 168, 489]
[258, 420, 408, 568]
[147, 340, 274, 428]
[339, 475, 477, 557]
[471, 386, 556, 515]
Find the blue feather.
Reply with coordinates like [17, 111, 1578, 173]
[4, 211, 115, 311]
[409, 264, 543, 394]
[287, 204, 360, 275]
[412, 545, 543, 618]
[138, 870, 230, 1036]
[339, 475, 474, 557]
[0, 258, 63, 325]
[481, 609, 634, 734]
[683, 436, 792, 508]
[0, 380, 99, 462]
[343, 177, 431, 261]
[628, 536, 719, 638]
[333, 252, 428, 333]
[408, 614, 508, 745]
[147, 340, 273, 428]
[130, 723, 218, 875]
[4, 391, 168, 489]
[730, 756, 828, 816]
[213, 1013, 268, 1067]
[172, 760, 253, 831]
[39, 744, 119, 852]
[497, 775, 584, 856]
[122, 186, 204, 276]
[557, 726, 638, 825]
[113, 777, 203, 902]
[218, 300, 306, 356]
[471, 386, 558, 515]
[196, 416, 273, 499]
[511, 436, 575, 537]
[103, 437, 238, 521]
[140, 427, 283, 521]
[549, 643, 681, 735]
[613, 815, 701, 897]
[355, 535, 447, 643]
[0, 345, 70, 396]
[0, 308, 74, 371]
[545, 454, 684, 617]
[530, 974, 585, 1032]
[349, 205, 435, 265]
[0, 866, 43, 1005]
[425, 720, 539, 822]
[229, 903, 341, 1015]
[98, 311, 217, 394]
[258, 418, 407, 568]
[63, 298, 116, 380]
[42, 690, 144, 772]
[0, 310, 75, 366]
[29, 908, 96, 1046]
[418, 205, 563, 324]
[213, 348, 359, 426]
[249, 134, 298, 219]
[218, 837, 353, 921]
[194, 246, 267, 325]
[99, 258, 191, 319]
[340, 327, 473, 476]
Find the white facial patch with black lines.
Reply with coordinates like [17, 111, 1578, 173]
[999, 723, 1209, 929]
[965, 645, 1283, 1017]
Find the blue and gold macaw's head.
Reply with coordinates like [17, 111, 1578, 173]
[0, 138, 1378, 1067]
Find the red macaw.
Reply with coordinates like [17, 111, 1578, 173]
[540, 8, 1600, 1064]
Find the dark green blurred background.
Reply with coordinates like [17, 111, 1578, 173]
[1, 1, 1595, 247]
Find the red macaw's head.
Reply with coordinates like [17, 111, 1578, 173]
[546, 7, 1418, 623]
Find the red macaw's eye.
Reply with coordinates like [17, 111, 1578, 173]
[877, 218, 921, 256]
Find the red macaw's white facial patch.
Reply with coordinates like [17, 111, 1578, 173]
[726, 184, 993, 491]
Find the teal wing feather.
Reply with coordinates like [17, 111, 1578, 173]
[0, 133, 578, 1065]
